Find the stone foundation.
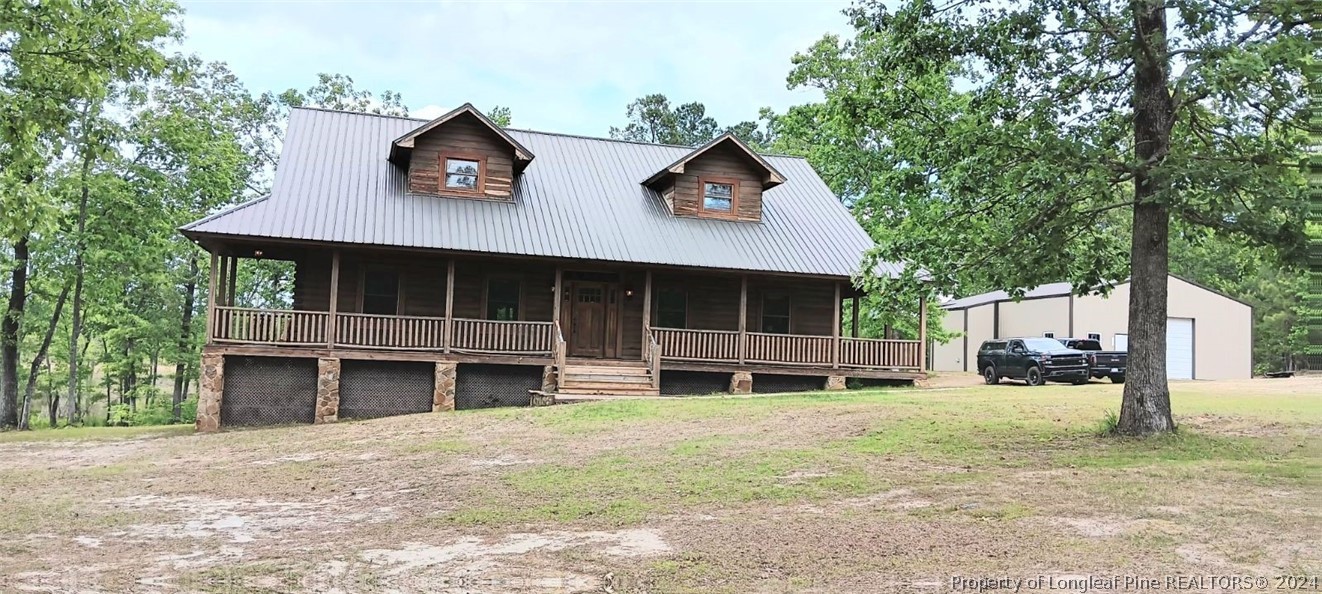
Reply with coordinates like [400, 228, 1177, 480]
[315, 358, 341, 424]
[195, 353, 224, 433]
[541, 365, 557, 393]
[434, 361, 457, 411]
[729, 371, 753, 394]
[825, 375, 847, 391]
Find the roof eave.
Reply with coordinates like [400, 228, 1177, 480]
[641, 133, 788, 188]
[390, 103, 535, 168]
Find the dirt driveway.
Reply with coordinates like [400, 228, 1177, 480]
[1, 377, 1318, 593]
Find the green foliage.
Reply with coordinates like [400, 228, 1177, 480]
[485, 105, 512, 127]
[609, 94, 775, 149]
[108, 396, 196, 427]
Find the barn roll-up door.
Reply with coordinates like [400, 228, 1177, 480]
[1166, 318, 1194, 380]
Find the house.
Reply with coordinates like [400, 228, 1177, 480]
[930, 274, 1252, 379]
[181, 104, 927, 431]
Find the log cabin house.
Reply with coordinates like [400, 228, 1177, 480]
[181, 104, 927, 431]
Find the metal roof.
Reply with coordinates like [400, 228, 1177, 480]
[942, 282, 1076, 310]
[182, 107, 895, 278]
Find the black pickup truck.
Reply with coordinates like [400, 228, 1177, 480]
[977, 338, 1091, 386]
[1057, 338, 1127, 383]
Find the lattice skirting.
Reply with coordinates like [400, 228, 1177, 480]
[221, 356, 318, 427]
[338, 360, 435, 420]
[455, 364, 541, 410]
[752, 374, 825, 394]
[658, 370, 730, 396]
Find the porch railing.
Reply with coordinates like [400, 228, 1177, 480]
[745, 332, 833, 366]
[839, 337, 922, 369]
[211, 307, 328, 346]
[450, 318, 554, 355]
[651, 328, 740, 362]
[642, 324, 662, 389]
[336, 313, 447, 350]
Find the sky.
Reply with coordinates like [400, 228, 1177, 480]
[175, 0, 855, 136]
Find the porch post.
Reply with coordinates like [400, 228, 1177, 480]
[216, 254, 229, 307]
[326, 250, 340, 348]
[831, 281, 841, 368]
[738, 275, 748, 364]
[443, 259, 456, 353]
[552, 267, 562, 324]
[206, 252, 218, 344]
[918, 293, 928, 370]
[227, 256, 238, 306]
[851, 295, 860, 338]
[641, 270, 652, 361]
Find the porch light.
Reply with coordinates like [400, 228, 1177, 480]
[253, 249, 264, 258]
[624, 287, 634, 298]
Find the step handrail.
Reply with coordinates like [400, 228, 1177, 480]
[643, 324, 662, 390]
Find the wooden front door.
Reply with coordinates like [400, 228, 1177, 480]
[570, 283, 607, 357]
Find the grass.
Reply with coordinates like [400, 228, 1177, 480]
[2, 376, 1319, 592]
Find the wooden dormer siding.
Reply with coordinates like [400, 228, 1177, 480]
[407, 114, 516, 202]
[668, 142, 767, 222]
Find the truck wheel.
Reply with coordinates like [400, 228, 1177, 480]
[983, 366, 999, 385]
[1025, 366, 1045, 386]
[1110, 375, 1125, 384]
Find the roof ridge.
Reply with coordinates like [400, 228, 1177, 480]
[288, 105, 809, 160]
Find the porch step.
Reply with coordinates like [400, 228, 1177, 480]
[559, 359, 658, 396]
[556, 387, 661, 396]
[562, 373, 653, 384]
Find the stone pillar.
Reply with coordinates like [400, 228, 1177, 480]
[315, 358, 341, 424]
[434, 361, 457, 412]
[541, 365, 557, 393]
[824, 375, 847, 391]
[195, 353, 225, 433]
[729, 371, 753, 395]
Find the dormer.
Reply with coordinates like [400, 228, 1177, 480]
[643, 133, 786, 222]
[390, 103, 534, 202]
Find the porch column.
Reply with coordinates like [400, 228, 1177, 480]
[326, 250, 340, 348]
[737, 275, 748, 364]
[831, 281, 841, 368]
[443, 259, 456, 353]
[851, 295, 860, 338]
[206, 252, 218, 344]
[641, 270, 652, 361]
[226, 256, 238, 306]
[216, 254, 229, 307]
[918, 294, 928, 371]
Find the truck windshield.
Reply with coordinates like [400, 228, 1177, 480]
[1024, 338, 1067, 351]
[1069, 340, 1103, 350]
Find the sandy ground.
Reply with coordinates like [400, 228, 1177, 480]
[0, 376, 1318, 593]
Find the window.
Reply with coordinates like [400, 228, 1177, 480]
[1087, 332, 1101, 341]
[700, 178, 737, 213]
[486, 278, 520, 321]
[443, 155, 483, 191]
[362, 268, 399, 315]
[761, 294, 790, 334]
[655, 289, 687, 329]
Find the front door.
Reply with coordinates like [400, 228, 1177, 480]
[570, 283, 607, 357]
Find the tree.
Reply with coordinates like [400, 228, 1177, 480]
[486, 105, 512, 127]
[786, 0, 1310, 434]
[609, 94, 774, 148]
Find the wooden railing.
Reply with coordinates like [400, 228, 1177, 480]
[840, 337, 922, 369]
[552, 320, 567, 373]
[745, 332, 834, 366]
[336, 313, 447, 350]
[211, 307, 328, 346]
[450, 318, 554, 355]
[652, 328, 740, 362]
[642, 324, 662, 389]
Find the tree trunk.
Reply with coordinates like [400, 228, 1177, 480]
[1117, 0, 1176, 436]
[66, 102, 93, 425]
[1, 236, 30, 429]
[21, 284, 70, 430]
[171, 257, 198, 422]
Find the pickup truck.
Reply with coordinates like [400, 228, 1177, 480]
[1057, 338, 1127, 383]
[977, 337, 1091, 386]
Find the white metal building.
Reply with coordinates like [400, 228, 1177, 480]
[931, 274, 1253, 380]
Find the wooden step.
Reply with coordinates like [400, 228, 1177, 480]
[563, 366, 650, 377]
[560, 379, 657, 391]
[562, 373, 654, 384]
[556, 387, 660, 396]
[564, 358, 649, 368]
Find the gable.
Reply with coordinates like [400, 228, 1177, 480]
[644, 134, 786, 223]
[405, 113, 518, 201]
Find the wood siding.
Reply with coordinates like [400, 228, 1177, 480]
[671, 143, 765, 222]
[407, 113, 516, 201]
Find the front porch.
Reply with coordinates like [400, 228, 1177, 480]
[201, 242, 926, 383]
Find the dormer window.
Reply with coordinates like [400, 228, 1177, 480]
[443, 153, 485, 193]
[701, 178, 737, 214]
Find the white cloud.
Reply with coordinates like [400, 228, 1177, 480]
[410, 104, 448, 120]
[175, 1, 852, 135]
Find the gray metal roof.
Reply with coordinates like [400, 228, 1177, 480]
[942, 282, 1076, 310]
[183, 107, 894, 278]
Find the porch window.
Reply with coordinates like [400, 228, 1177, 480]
[761, 294, 790, 334]
[655, 289, 687, 329]
[486, 278, 520, 321]
[362, 268, 400, 315]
